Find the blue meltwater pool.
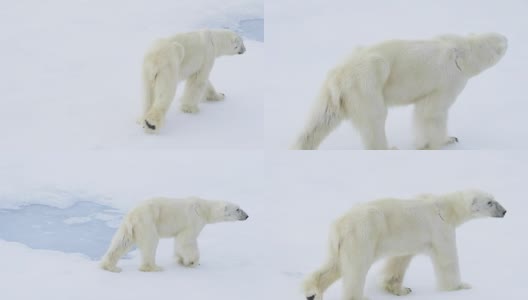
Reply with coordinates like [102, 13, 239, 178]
[0, 201, 125, 260]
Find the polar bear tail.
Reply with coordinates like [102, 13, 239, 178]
[142, 39, 184, 118]
[291, 84, 343, 150]
[302, 225, 342, 299]
[99, 219, 135, 272]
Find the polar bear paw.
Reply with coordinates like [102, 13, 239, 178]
[446, 136, 459, 145]
[388, 286, 412, 296]
[100, 264, 122, 273]
[181, 104, 200, 114]
[143, 119, 159, 133]
[139, 264, 164, 272]
[177, 256, 200, 268]
[384, 278, 412, 296]
[456, 282, 472, 290]
[142, 110, 164, 133]
[305, 294, 322, 300]
[207, 92, 225, 101]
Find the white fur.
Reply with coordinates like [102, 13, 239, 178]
[99, 197, 248, 272]
[292, 33, 508, 150]
[303, 190, 506, 300]
[141, 29, 246, 132]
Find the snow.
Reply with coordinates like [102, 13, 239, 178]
[1, 151, 527, 299]
[265, 0, 528, 149]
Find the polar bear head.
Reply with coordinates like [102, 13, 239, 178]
[468, 190, 507, 218]
[204, 200, 249, 223]
[223, 202, 249, 221]
[455, 33, 508, 76]
[210, 29, 246, 56]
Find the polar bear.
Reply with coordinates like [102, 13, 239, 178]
[99, 197, 248, 272]
[141, 29, 246, 133]
[292, 33, 508, 150]
[303, 190, 506, 300]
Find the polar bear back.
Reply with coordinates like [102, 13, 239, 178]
[332, 38, 468, 107]
[335, 198, 445, 257]
[125, 197, 205, 239]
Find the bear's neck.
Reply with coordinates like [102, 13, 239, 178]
[197, 201, 225, 224]
[436, 193, 473, 227]
[209, 31, 231, 57]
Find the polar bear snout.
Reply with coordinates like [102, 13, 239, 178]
[495, 204, 507, 218]
[238, 208, 249, 220]
[238, 44, 246, 55]
[490, 201, 507, 218]
[487, 34, 508, 59]
[496, 38, 507, 56]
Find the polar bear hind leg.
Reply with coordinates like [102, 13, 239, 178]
[142, 40, 183, 133]
[134, 219, 163, 272]
[347, 89, 389, 150]
[345, 56, 391, 150]
[143, 67, 179, 133]
[381, 255, 413, 295]
[100, 222, 135, 273]
[303, 256, 341, 300]
[339, 237, 374, 300]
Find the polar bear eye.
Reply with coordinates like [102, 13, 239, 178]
[487, 201, 493, 207]
[236, 208, 240, 212]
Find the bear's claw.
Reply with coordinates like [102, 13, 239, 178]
[145, 120, 156, 130]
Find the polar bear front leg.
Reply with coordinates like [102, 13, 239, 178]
[414, 95, 458, 150]
[431, 234, 471, 291]
[205, 80, 225, 101]
[381, 255, 413, 295]
[174, 232, 200, 267]
[180, 73, 209, 113]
